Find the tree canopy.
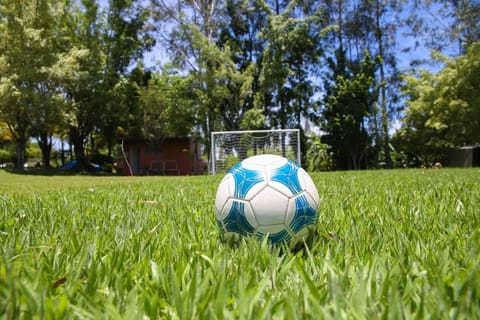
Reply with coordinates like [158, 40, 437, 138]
[395, 41, 480, 165]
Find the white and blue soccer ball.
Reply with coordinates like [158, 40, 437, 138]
[214, 154, 320, 248]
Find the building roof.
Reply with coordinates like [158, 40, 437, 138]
[458, 144, 480, 150]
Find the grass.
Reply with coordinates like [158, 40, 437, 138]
[0, 168, 479, 319]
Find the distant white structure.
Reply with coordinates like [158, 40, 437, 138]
[449, 145, 480, 167]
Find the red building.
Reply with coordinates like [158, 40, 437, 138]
[118, 137, 206, 176]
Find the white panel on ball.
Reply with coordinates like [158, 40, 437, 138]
[250, 186, 289, 226]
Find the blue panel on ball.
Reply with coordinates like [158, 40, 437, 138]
[270, 160, 302, 194]
[229, 162, 265, 199]
[223, 200, 255, 235]
[289, 194, 318, 233]
[255, 229, 291, 244]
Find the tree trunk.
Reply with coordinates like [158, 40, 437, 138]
[9, 120, 28, 170]
[15, 137, 26, 170]
[37, 133, 52, 168]
[375, 0, 392, 168]
[70, 126, 89, 171]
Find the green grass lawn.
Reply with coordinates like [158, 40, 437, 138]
[1, 168, 479, 319]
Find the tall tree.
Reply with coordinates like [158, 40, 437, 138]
[397, 41, 480, 165]
[190, 25, 255, 134]
[219, 0, 269, 69]
[318, 0, 400, 169]
[60, 0, 105, 169]
[29, 0, 76, 168]
[151, 0, 223, 67]
[404, 0, 480, 56]
[0, 0, 66, 169]
[322, 49, 378, 169]
[218, 0, 270, 127]
[140, 69, 197, 142]
[337, 0, 401, 167]
[97, 0, 154, 160]
[61, 0, 152, 169]
[352, 0, 400, 168]
[151, 0, 225, 153]
[256, 1, 323, 130]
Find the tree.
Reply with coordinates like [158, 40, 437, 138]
[397, 41, 480, 165]
[59, 0, 106, 170]
[322, 0, 401, 168]
[404, 0, 480, 56]
[119, 63, 152, 140]
[151, 0, 223, 69]
[29, 0, 76, 168]
[191, 25, 256, 142]
[0, 0, 67, 169]
[139, 69, 197, 142]
[305, 132, 332, 171]
[256, 1, 324, 162]
[61, 0, 153, 170]
[218, 0, 270, 129]
[370, 0, 398, 168]
[346, 0, 401, 168]
[152, 0, 327, 161]
[151, 0, 227, 153]
[219, 0, 269, 70]
[0, 122, 13, 146]
[257, 3, 323, 130]
[97, 0, 154, 160]
[322, 50, 378, 170]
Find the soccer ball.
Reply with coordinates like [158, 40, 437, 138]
[214, 154, 320, 248]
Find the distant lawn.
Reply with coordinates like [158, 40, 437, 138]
[1, 168, 479, 318]
[0, 168, 192, 194]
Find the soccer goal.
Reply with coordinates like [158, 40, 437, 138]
[210, 129, 301, 174]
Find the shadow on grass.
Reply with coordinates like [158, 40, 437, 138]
[2, 167, 115, 177]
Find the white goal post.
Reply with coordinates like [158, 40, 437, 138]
[210, 129, 301, 174]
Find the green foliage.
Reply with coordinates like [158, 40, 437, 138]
[96, 0, 154, 157]
[406, 0, 480, 54]
[257, 3, 323, 129]
[0, 148, 14, 163]
[192, 24, 256, 133]
[0, 122, 13, 146]
[26, 143, 42, 161]
[140, 70, 197, 141]
[0, 0, 153, 169]
[305, 133, 333, 171]
[389, 143, 408, 168]
[224, 154, 240, 171]
[240, 108, 265, 130]
[0, 122, 16, 163]
[398, 41, 480, 164]
[0, 169, 479, 318]
[322, 50, 378, 170]
[0, 0, 62, 168]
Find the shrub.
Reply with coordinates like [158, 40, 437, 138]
[0, 148, 15, 164]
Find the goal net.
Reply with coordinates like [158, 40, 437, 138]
[210, 129, 301, 174]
